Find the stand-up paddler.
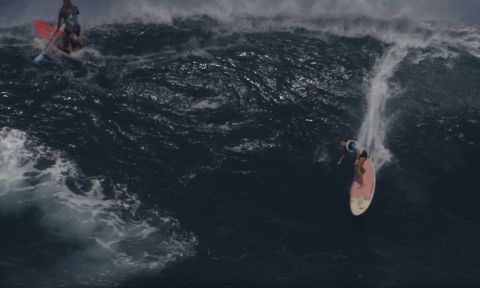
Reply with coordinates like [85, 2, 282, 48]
[56, 0, 85, 53]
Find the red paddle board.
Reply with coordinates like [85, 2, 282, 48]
[35, 20, 63, 40]
[350, 159, 376, 216]
[34, 19, 104, 67]
[34, 20, 68, 55]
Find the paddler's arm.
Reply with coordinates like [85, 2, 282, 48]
[55, 21, 63, 33]
[56, 9, 64, 32]
[337, 153, 346, 165]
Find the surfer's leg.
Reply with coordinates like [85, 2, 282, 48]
[358, 151, 368, 186]
[360, 151, 368, 172]
[74, 25, 85, 48]
[359, 158, 366, 173]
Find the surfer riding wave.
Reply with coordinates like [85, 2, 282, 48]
[337, 137, 368, 186]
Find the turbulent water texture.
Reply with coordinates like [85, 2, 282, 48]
[1, 9, 480, 288]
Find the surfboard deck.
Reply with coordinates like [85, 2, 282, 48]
[350, 159, 376, 216]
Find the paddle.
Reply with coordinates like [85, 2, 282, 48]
[33, 28, 60, 64]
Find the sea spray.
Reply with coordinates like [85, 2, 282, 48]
[357, 45, 409, 171]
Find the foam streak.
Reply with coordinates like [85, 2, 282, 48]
[357, 45, 408, 171]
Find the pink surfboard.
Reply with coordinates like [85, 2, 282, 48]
[350, 159, 376, 216]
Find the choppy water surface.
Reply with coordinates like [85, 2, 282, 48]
[1, 7, 480, 288]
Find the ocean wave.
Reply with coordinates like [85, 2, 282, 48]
[0, 128, 197, 287]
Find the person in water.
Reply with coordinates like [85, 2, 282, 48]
[337, 138, 368, 186]
[55, 0, 85, 53]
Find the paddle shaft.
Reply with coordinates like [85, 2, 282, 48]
[39, 22, 64, 54]
[41, 28, 60, 54]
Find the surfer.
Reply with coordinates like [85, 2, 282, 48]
[337, 138, 368, 186]
[55, 0, 85, 53]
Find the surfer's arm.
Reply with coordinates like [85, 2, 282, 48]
[354, 150, 361, 166]
[337, 154, 346, 165]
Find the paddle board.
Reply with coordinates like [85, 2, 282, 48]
[350, 159, 376, 216]
[34, 20, 104, 67]
[34, 20, 67, 55]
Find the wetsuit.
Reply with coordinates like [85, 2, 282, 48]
[57, 5, 81, 52]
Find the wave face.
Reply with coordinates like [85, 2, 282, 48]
[1, 6, 480, 288]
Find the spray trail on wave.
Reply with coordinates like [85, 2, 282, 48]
[357, 46, 408, 171]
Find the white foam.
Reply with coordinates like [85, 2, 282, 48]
[357, 46, 408, 171]
[0, 128, 197, 286]
[192, 98, 222, 110]
[69, 47, 107, 67]
[226, 139, 276, 153]
[315, 147, 330, 164]
[350, 22, 480, 173]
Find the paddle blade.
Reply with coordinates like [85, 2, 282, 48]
[33, 52, 45, 64]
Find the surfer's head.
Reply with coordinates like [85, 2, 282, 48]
[63, 0, 73, 8]
[340, 137, 349, 147]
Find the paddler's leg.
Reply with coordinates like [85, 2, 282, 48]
[64, 27, 73, 54]
[67, 36, 73, 53]
[62, 35, 71, 53]
[74, 25, 85, 48]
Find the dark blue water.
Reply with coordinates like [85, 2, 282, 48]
[1, 12, 480, 288]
